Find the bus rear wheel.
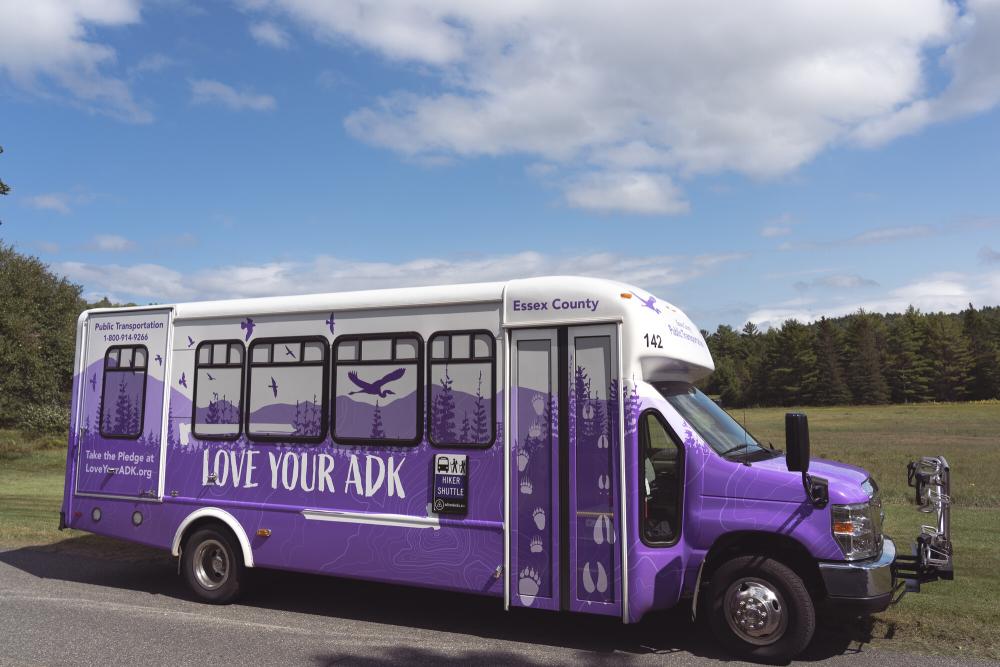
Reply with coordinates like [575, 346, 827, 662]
[182, 526, 244, 604]
[707, 555, 815, 662]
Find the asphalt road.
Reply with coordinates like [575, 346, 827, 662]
[0, 537, 994, 667]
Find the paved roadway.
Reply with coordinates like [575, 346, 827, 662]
[0, 537, 994, 666]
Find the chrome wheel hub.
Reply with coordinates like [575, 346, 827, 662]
[193, 539, 229, 591]
[724, 578, 786, 646]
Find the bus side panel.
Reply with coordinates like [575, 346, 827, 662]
[74, 304, 506, 595]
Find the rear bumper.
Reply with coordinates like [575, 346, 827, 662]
[818, 537, 896, 614]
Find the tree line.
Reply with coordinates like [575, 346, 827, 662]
[0, 242, 129, 431]
[700, 306, 1000, 407]
[2, 241, 999, 433]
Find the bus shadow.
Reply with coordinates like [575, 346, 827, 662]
[0, 535, 876, 664]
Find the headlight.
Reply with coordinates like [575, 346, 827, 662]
[831, 501, 881, 560]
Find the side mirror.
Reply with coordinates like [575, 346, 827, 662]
[785, 412, 810, 473]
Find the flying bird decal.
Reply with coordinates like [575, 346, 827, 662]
[155, 354, 163, 366]
[630, 291, 661, 314]
[206, 372, 215, 381]
[284, 344, 296, 359]
[326, 312, 336, 335]
[241, 318, 255, 341]
[89, 373, 97, 392]
[268, 376, 279, 398]
[187, 336, 195, 348]
[179, 372, 188, 389]
[347, 367, 406, 398]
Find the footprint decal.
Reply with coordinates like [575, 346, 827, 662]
[528, 422, 542, 438]
[597, 434, 609, 449]
[530, 536, 543, 553]
[582, 562, 609, 595]
[518, 567, 541, 607]
[520, 478, 533, 495]
[597, 474, 610, 491]
[596, 562, 609, 593]
[517, 448, 530, 472]
[582, 402, 595, 420]
[531, 393, 546, 416]
[592, 515, 615, 545]
[532, 507, 546, 530]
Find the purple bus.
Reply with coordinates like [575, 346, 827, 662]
[59, 276, 952, 660]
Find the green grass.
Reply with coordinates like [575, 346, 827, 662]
[740, 402, 1000, 660]
[1, 404, 999, 659]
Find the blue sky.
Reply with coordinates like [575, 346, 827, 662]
[1, 0, 999, 329]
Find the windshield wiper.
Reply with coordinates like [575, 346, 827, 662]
[719, 442, 752, 457]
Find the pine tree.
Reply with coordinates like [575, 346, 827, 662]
[113, 377, 133, 433]
[813, 318, 852, 405]
[846, 311, 890, 404]
[433, 366, 457, 442]
[963, 304, 1000, 400]
[924, 314, 972, 402]
[765, 320, 818, 406]
[473, 370, 490, 443]
[370, 400, 385, 439]
[885, 307, 931, 403]
[206, 392, 222, 423]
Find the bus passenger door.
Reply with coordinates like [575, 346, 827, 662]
[75, 309, 171, 499]
[508, 325, 622, 616]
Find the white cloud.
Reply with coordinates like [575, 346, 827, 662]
[0, 0, 151, 123]
[848, 225, 935, 245]
[747, 269, 1000, 329]
[189, 79, 277, 111]
[249, 21, 290, 49]
[794, 273, 880, 291]
[980, 246, 1000, 264]
[128, 53, 175, 77]
[760, 213, 797, 238]
[241, 0, 997, 215]
[55, 249, 745, 303]
[563, 171, 689, 215]
[89, 234, 135, 252]
[854, 0, 1000, 146]
[25, 193, 72, 214]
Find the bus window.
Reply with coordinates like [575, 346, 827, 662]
[333, 333, 423, 446]
[192, 341, 245, 440]
[428, 331, 495, 448]
[99, 345, 149, 439]
[246, 338, 328, 443]
[639, 412, 683, 545]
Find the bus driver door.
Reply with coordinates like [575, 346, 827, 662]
[508, 325, 623, 616]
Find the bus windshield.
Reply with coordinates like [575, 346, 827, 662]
[653, 382, 771, 459]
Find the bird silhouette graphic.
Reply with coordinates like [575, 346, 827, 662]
[268, 376, 279, 397]
[89, 373, 97, 391]
[283, 345, 296, 359]
[241, 317, 255, 341]
[179, 372, 188, 388]
[187, 336, 195, 348]
[206, 372, 215, 381]
[630, 291, 661, 314]
[326, 313, 336, 335]
[347, 368, 405, 398]
[155, 354, 163, 366]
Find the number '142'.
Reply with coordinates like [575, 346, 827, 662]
[643, 333, 663, 348]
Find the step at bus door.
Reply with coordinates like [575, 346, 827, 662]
[508, 325, 622, 616]
[74, 309, 171, 500]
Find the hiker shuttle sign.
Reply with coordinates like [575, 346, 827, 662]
[433, 454, 468, 514]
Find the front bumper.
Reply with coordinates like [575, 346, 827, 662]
[818, 537, 896, 614]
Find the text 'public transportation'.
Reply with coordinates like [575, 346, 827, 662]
[60, 276, 952, 660]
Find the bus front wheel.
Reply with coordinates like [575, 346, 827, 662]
[707, 555, 815, 662]
[182, 526, 245, 604]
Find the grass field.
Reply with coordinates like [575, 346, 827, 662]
[2, 402, 999, 659]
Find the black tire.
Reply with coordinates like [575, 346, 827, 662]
[181, 526, 245, 604]
[707, 555, 815, 662]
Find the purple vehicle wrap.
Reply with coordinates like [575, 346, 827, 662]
[60, 277, 881, 626]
